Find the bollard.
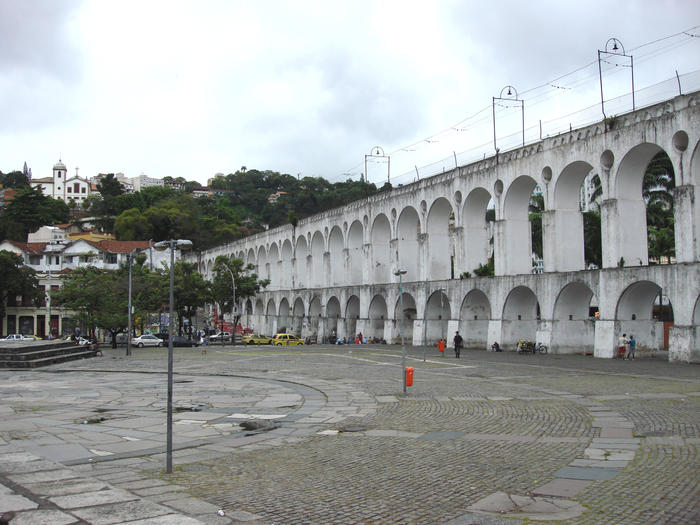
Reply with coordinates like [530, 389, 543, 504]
[405, 366, 414, 387]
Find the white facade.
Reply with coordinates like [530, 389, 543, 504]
[30, 160, 96, 204]
[130, 174, 164, 191]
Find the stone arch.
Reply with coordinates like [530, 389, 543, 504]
[501, 175, 538, 275]
[268, 243, 280, 290]
[397, 206, 420, 282]
[294, 236, 309, 288]
[309, 296, 322, 339]
[244, 298, 254, 330]
[371, 214, 391, 284]
[502, 285, 540, 348]
[310, 230, 325, 288]
[292, 297, 305, 336]
[459, 289, 491, 349]
[426, 197, 455, 280]
[612, 142, 668, 267]
[462, 188, 492, 274]
[265, 298, 276, 335]
[394, 292, 417, 344]
[328, 226, 344, 287]
[326, 296, 341, 339]
[278, 297, 291, 334]
[550, 161, 595, 271]
[345, 295, 360, 340]
[281, 240, 293, 289]
[368, 295, 388, 340]
[347, 220, 364, 285]
[616, 280, 673, 352]
[425, 289, 451, 343]
[246, 248, 256, 269]
[256, 246, 268, 282]
[552, 281, 595, 354]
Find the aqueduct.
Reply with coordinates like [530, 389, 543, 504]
[193, 91, 700, 362]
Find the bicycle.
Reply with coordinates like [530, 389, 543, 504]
[517, 340, 548, 354]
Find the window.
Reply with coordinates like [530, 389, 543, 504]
[82, 187, 86, 193]
[105, 253, 118, 264]
[74, 183, 80, 193]
[28, 255, 41, 265]
[39, 286, 46, 307]
[67, 187, 72, 193]
[65, 256, 74, 263]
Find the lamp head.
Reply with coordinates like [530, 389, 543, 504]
[393, 269, 407, 276]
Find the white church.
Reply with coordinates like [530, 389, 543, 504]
[30, 159, 97, 204]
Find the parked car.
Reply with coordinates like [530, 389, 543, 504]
[23, 334, 43, 340]
[209, 332, 231, 342]
[242, 333, 273, 345]
[131, 334, 164, 348]
[2, 334, 31, 341]
[272, 333, 305, 346]
[171, 335, 199, 347]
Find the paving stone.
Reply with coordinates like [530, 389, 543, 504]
[70, 498, 172, 524]
[23, 478, 108, 496]
[533, 478, 593, 497]
[8, 509, 78, 525]
[49, 488, 139, 508]
[122, 514, 205, 524]
[554, 466, 621, 480]
[0, 493, 39, 512]
[8, 468, 81, 484]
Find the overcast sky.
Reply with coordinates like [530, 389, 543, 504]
[1, 1, 699, 187]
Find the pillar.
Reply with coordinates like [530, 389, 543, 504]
[487, 319, 503, 349]
[672, 185, 697, 263]
[601, 198, 648, 268]
[669, 325, 698, 363]
[594, 320, 616, 358]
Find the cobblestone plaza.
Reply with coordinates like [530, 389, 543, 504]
[1, 345, 698, 524]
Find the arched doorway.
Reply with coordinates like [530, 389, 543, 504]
[552, 281, 595, 354]
[425, 289, 450, 343]
[460, 289, 491, 349]
[502, 286, 539, 348]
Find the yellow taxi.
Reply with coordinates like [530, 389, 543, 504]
[242, 333, 273, 345]
[272, 333, 305, 346]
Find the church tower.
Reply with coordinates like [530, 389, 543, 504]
[53, 159, 66, 199]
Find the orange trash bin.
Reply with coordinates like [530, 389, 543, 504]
[437, 340, 445, 353]
[405, 366, 414, 387]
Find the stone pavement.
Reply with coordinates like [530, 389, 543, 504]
[1, 344, 698, 524]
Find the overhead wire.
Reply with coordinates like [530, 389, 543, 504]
[335, 25, 700, 184]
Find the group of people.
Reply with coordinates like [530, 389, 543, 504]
[617, 333, 637, 359]
[332, 332, 387, 345]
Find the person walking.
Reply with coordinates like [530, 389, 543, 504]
[626, 334, 636, 360]
[453, 331, 463, 358]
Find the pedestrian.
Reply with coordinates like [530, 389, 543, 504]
[617, 333, 628, 359]
[491, 341, 501, 352]
[627, 334, 636, 360]
[453, 331, 463, 358]
[437, 338, 446, 355]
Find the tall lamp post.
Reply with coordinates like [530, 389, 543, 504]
[221, 264, 237, 346]
[394, 269, 407, 394]
[126, 248, 140, 357]
[153, 239, 193, 474]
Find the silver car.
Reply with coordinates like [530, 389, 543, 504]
[131, 334, 164, 348]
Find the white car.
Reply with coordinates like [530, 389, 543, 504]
[131, 334, 164, 348]
[2, 333, 31, 341]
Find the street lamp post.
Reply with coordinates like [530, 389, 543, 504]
[222, 264, 236, 346]
[394, 269, 407, 394]
[126, 249, 139, 357]
[153, 239, 193, 474]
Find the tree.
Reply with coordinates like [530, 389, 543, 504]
[0, 187, 70, 241]
[583, 210, 602, 268]
[0, 250, 41, 321]
[173, 261, 209, 337]
[53, 263, 166, 348]
[529, 192, 544, 260]
[211, 256, 270, 333]
[115, 208, 154, 240]
[97, 174, 124, 198]
[0, 170, 29, 188]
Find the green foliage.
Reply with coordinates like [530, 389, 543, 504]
[97, 174, 124, 198]
[0, 170, 30, 188]
[473, 258, 494, 277]
[0, 187, 70, 241]
[0, 250, 40, 319]
[211, 255, 270, 326]
[529, 192, 544, 259]
[115, 208, 153, 240]
[583, 210, 602, 268]
[173, 261, 210, 334]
